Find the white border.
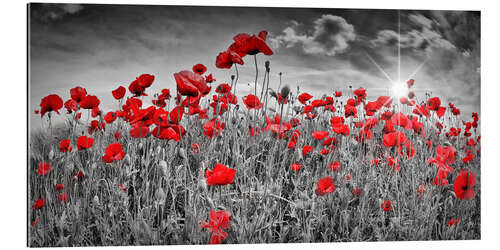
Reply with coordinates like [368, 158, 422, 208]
[1, 0, 498, 249]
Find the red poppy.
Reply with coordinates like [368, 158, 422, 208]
[382, 131, 406, 148]
[55, 183, 64, 190]
[40, 94, 63, 117]
[59, 139, 72, 152]
[370, 158, 381, 166]
[74, 170, 84, 180]
[298, 93, 313, 104]
[391, 112, 411, 130]
[200, 210, 232, 244]
[381, 200, 392, 211]
[418, 184, 425, 194]
[102, 143, 126, 163]
[399, 96, 409, 104]
[315, 177, 336, 196]
[37, 162, 51, 175]
[353, 188, 361, 196]
[453, 169, 477, 200]
[243, 94, 263, 110]
[320, 148, 330, 155]
[228, 30, 273, 57]
[80, 95, 100, 110]
[407, 91, 415, 99]
[427, 97, 441, 111]
[328, 161, 340, 171]
[64, 99, 78, 113]
[216, 50, 244, 69]
[33, 198, 45, 210]
[312, 131, 329, 140]
[193, 64, 207, 75]
[114, 131, 121, 141]
[302, 145, 313, 156]
[291, 163, 301, 171]
[192, 143, 201, 154]
[206, 163, 236, 186]
[130, 124, 150, 138]
[169, 106, 184, 124]
[58, 193, 69, 203]
[462, 150, 475, 163]
[76, 135, 94, 150]
[205, 73, 216, 83]
[70, 86, 87, 103]
[112, 86, 126, 100]
[407, 79, 415, 88]
[436, 106, 446, 118]
[323, 137, 336, 146]
[353, 87, 367, 101]
[137, 74, 155, 88]
[174, 70, 211, 97]
[344, 105, 357, 118]
[387, 155, 400, 171]
[335, 91, 342, 97]
[433, 168, 450, 186]
[448, 218, 461, 227]
[346, 174, 351, 181]
[203, 118, 225, 138]
[129, 79, 147, 97]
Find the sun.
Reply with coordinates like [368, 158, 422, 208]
[391, 81, 408, 98]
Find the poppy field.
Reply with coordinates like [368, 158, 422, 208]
[28, 29, 480, 246]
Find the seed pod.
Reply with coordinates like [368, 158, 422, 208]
[280, 85, 290, 100]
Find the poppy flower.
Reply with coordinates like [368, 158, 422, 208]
[320, 148, 330, 155]
[33, 198, 45, 210]
[174, 70, 211, 97]
[169, 106, 184, 124]
[74, 170, 84, 180]
[130, 125, 150, 138]
[40, 94, 63, 117]
[215, 50, 244, 69]
[76, 135, 94, 150]
[381, 200, 392, 212]
[205, 73, 216, 83]
[353, 188, 361, 196]
[462, 150, 475, 163]
[243, 94, 263, 110]
[112, 86, 126, 100]
[80, 95, 100, 110]
[433, 168, 450, 186]
[387, 155, 400, 171]
[192, 143, 201, 154]
[383, 131, 406, 148]
[58, 193, 69, 203]
[399, 96, 409, 104]
[302, 145, 313, 157]
[453, 170, 477, 200]
[353, 87, 367, 101]
[59, 139, 72, 152]
[203, 118, 225, 138]
[408, 91, 415, 99]
[103, 111, 117, 124]
[391, 112, 411, 130]
[448, 218, 461, 227]
[315, 177, 336, 196]
[407, 79, 415, 88]
[291, 163, 301, 171]
[228, 30, 273, 57]
[427, 97, 441, 111]
[418, 184, 425, 194]
[102, 142, 126, 163]
[64, 99, 78, 113]
[55, 183, 64, 190]
[216, 83, 231, 94]
[193, 64, 207, 75]
[205, 163, 236, 186]
[128, 79, 147, 97]
[346, 174, 351, 181]
[328, 161, 340, 171]
[312, 131, 329, 140]
[70, 86, 87, 103]
[323, 137, 336, 147]
[335, 91, 342, 97]
[37, 162, 51, 175]
[344, 105, 357, 118]
[298, 93, 313, 104]
[200, 210, 232, 244]
[114, 131, 121, 141]
[137, 74, 155, 88]
[370, 158, 381, 166]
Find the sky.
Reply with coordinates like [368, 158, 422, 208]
[28, 3, 480, 130]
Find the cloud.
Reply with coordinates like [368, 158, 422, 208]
[270, 14, 356, 56]
[370, 14, 456, 54]
[31, 3, 84, 21]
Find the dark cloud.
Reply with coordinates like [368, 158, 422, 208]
[30, 3, 84, 21]
[270, 14, 356, 56]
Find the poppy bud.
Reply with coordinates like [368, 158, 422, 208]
[138, 143, 143, 150]
[91, 163, 97, 169]
[155, 187, 166, 205]
[280, 85, 290, 100]
[124, 154, 131, 165]
[265, 61, 270, 72]
[93, 195, 99, 205]
[66, 163, 74, 172]
[231, 75, 235, 80]
[159, 160, 168, 177]
[156, 146, 161, 156]
[178, 148, 187, 160]
[49, 149, 54, 160]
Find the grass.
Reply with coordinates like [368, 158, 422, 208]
[28, 91, 480, 246]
